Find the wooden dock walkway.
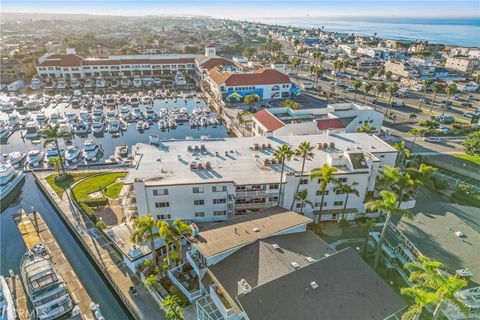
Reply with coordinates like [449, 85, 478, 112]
[5, 273, 28, 320]
[15, 211, 95, 320]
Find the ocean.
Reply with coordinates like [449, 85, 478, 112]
[259, 17, 480, 47]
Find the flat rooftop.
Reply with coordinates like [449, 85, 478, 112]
[126, 133, 395, 186]
[188, 207, 312, 258]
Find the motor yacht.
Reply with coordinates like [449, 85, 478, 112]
[49, 112, 61, 124]
[0, 127, 10, 140]
[24, 122, 39, 139]
[74, 122, 88, 135]
[84, 78, 94, 89]
[0, 163, 25, 201]
[105, 95, 116, 109]
[132, 107, 142, 119]
[6, 151, 26, 167]
[92, 109, 104, 122]
[64, 146, 81, 162]
[110, 80, 119, 89]
[133, 77, 143, 88]
[21, 251, 74, 320]
[56, 80, 67, 89]
[82, 140, 101, 161]
[26, 150, 45, 167]
[120, 76, 130, 88]
[107, 120, 121, 133]
[73, 89, 82, 99]
[65, 113, 77, 123]
[95, 77, 106, 89]
[119, 106, 130, 120]
[91, 121, 104, 134]
[30, 77, 43, 90]
[44, 147, 62, 166]
[129, 95, 140, 107]
[0, 274, 17, 320]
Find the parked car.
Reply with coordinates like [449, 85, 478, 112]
[434, 115, 455, 124]
[423, 137, 442, 143]
[419, 97, 431, 104]
[463, 112, 476, 118]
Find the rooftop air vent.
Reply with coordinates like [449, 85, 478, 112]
[291, 262, 300, 269]
[238, 279, 252, 295]
[305, 256, 315, 263]
[272, 244, 280, 250]
[310, 281, 319, 290]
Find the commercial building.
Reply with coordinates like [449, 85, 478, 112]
[1, 58, 26, 84]
[252, 102, 383, 137]
[127, 133, 398, 223]
[445, 57, 480, 74]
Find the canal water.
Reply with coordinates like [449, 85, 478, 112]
[0, 96, 228, 160]
[0, 174, 132, 319]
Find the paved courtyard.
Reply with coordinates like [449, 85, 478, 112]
[394, 188, 480, 284]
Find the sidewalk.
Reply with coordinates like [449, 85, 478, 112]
[34, 171, 164, 320]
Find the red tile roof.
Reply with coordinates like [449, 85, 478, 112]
[316, 118, 346, 130]
[199, 57, 235, 70]
[209, 68, 291, 86]
[37, 54, 84, 67]
[253, 109, 285, 132]
[81, 57, 195, 66]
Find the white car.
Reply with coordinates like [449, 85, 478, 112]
[423, 137, 442, 143]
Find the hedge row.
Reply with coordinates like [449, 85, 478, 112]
[451, 191, 480, 208]
[83, 198, 109, 207]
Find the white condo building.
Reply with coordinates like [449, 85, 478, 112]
[252, 102, 384, 137]
[126, 133, 398, 223]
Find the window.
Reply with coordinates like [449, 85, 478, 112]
[194, 199, 204, 206]
[295, 203, 303, 208]
[213, 210, 226, 216]
[338, 178, 347, 183]
[193, 187, 204, 193]
[380, 155, 385, 158]
[212, 186, 227, 192]
[335, 189, 345, 195]
[153, 189, 168, 196]
[213, 198, 226, 204]
[195, 212, 205, 217]
[269, 184, 279, 190]
[316, 190, 329, 196]
[334, 201, 344, 206]
[300, 179, 308, 185]
[156, 214, 171, 220]
[155, 202, 170, 208]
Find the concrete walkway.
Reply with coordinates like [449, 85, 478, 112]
[34, 171, 164, 320]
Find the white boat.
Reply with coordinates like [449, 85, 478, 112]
[92, 109, 104, 122]
[0, 274, 16, 320]
[84, 78, 94, 89]
[65, 113, 77, 123]
[106, 110, 117, 120]
[35, 112, 47, 124]
[93, 95, 103, 109]
[79, 112, 91, 123]
[141, 96, 152, 105]
[110, 80, 119, 89]
[6, 151, 26, 167]
[0, 163, 25, 201]
[44, 147, 62, 166]
[64, 146, 80, 162]
[95, 77, 106, 88]
[70, 78, 81, 88]
[74, 122, 88, 134]
[30, 76, 43, 90]
[105, 95, 116, 109]
[118, 95, 127, 105]
[168, 118, 177, 128]
[153, 78, 161, 86]
[56, 80, 67, 89]
[0, 127, 10, 140]
[149, 134, 159, 144]
[106, 120, 120, 133]
[91, 121, 104, 134]
[59, 123, 73, 134]
[26, 100, 41, 110]
[119, 106, 130, 119]
[49, 112, 61, 124]
[26, 150, 45, 167]
[129, 95, 140, 107]
[82, 140, 101, 161]
[144, 109, 157, 121]
[120, 77, 130, 88]
[158, 119, 167, 130]
[73, 90, 82, 99]
[89, 302, 105, 320]
[0, 102, 14, 112]
[24, 122, 39, 139]
[133, 77, 143, 88]
[21, 252, 74, 320]
[132, 107, 142, 119]
[142, 78, 152, 87]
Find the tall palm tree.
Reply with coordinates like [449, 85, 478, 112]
[392, 172, 416, 208]
[408, 128, 424, 151]
[407, 164, 437, 191]
[376, 81, 387, 98]
[273, 144, 294, 206]
[290, 141, 315, 210]
[336, 182, 359, 221]
[363, 82, 373, 103]
[385, 70, 393, 82]
[309, 164, 338, 223]
[362, 219, 375, 255]
[314, 66, 324, 87]
[430, 83, 445, 112]
[376, 165, 402, 192]
[308, 64, 316, 81]
[366, 190, 411, 270]
[367, 70, 376, 81]
[419, 78, 433, 110]
[376, 67, 385, 79]
[143, 274, 160, 292]
[40, 123, 71, 175]
[392, 141, 411, 167]
[442, 82, 457, 116]
[385, 82, 399, 115]
[243, 94, 259, 111]
[318, 52, 326, 67]
[352, 79, 362, 102]
[169, 219, 192, 257]
[131, 215, 159, 267]
[158, 221, 175, 267]
[293, 189, 313, 215]
[401, 256, 467, 320]
[291, 56, 301, 75]
[162, 295, 184, 320]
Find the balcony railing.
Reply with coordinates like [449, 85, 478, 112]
[235, 202, 272, 209]
[186, 251, 206, 277]
[167, 263, 202, 302]
[209, 284, 236, 319]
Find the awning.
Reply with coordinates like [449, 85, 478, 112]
[290, 87, 302, 96]
[227, 91, 242, 102]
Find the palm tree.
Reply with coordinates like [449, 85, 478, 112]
[376, 67, 385, 79]
[393, 141, 411, 167]
[158, 221, 175, 267]
[409, 113, 417, 122]
[407, 164, 437, 191]
[243, 94, 259, 111]
[362, 219, 375, 255]
[401, 256, 467, 320]
[143, 274, 160, 292]
[336, 182, 359, 221]
[392, 172, 416, 208]
[385, 70, 393, 82]
[308, 64, 316, 81]
[290, 141, 315, 210]
[419, 78, 433, 110]
[318, 52, 326, 67]
[314, 66, 324, 87]
[442, 82, 457, 116]
[309, 164, 338, 223]
[367, 70, 376, 81]
[40, 123, 70, 175]
[131, 215, 159, 267]
[363, 82, 373, 103]
[293, 189, 313, 215]
[376, 81, 386, 98]
[273, 144, 294, 206]
[408, 128, 424, 151]
[169, 219, 192, 257]
[291, 56, 301, 75]
[356, 122, 376, 134]
[352, 79, 362, 102]
[366, 190, 412, 270]
[385, 82, 399, 115]
[430, 83, 445, 112]
[162, 295, 184, 320]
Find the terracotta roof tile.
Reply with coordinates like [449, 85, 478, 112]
[37, 54, 84, 67]
[316, 118, 346, 130]
[199, 57, 235, 70]
[253, 109, 285, 131]
[208, 68, 291, 86]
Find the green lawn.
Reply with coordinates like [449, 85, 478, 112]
[46, 172, 96, 198]
[455, 154, 480, 167]
[72, 172, 126, 201]
[104, 182, 124, 199]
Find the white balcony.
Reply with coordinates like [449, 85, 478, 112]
[399, 199, 416, 209]
[167, 263, 202, 302]
[186, 250, 206, 278]
[209, 284, 236, 319]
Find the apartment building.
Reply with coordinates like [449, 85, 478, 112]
[127, 133, 398, 224]
[170, 207, 405, 319]
[445, 57, 480, 74]
[384, 60, 419, 78]
[1, 58, 26, 84]
[252, 102, 384, 137]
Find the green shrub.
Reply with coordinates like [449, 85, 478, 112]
[339, 220, 350, 229]
[451, 191, 480, 207]
[83, 198, 109, 207]
[168, 285, 189, 307]
[96, 221, 106, 230]
[78, 201, 97, 223]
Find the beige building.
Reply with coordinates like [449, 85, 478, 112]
[384, 60, 417, 78]
[445, 57, 480, 74]
[0, 58, 26, 84]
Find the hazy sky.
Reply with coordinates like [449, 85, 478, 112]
[2, 0, 479, 19]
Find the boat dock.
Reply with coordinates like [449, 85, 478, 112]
[14, 210, 95, 320]
[5, 272, 28, 320]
